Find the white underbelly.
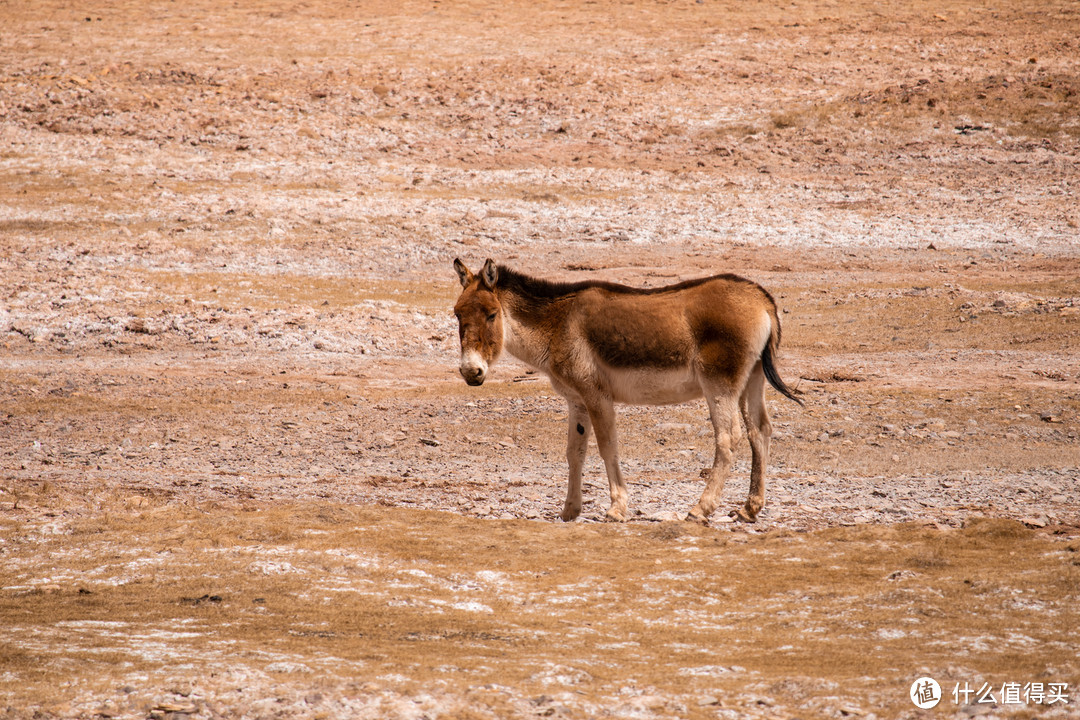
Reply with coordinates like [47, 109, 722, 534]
[604, 365, 703, 405]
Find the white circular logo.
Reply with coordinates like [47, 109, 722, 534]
[910, 677, 942, 709]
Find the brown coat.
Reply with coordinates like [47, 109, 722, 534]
[454, 258, 800, 524]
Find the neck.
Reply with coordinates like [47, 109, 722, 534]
[497, 288, 553, 372]
[494, 265, 585, 371]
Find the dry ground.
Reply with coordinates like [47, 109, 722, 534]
[1, 0, 1079, 718]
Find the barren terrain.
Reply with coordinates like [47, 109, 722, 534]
[1, 0, 1079, 718]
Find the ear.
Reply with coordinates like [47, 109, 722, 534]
[453, 258, 473, 288]
[480, 258, 498, 289]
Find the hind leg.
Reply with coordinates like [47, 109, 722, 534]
[687, 392, 739, 524]
[733, 361, 772, 522]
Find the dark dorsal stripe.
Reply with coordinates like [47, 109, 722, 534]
[496, 265, 764, 301]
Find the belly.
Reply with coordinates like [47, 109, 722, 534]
[603, 365, 703, 405]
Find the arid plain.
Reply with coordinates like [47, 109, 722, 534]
[1, 0, 1078, 718]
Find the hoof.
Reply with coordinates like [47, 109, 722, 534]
[730, 507, 758, 523]
[560, 505, 581, 522]
[604, 508, 627, 523]
[685, 511, 709, 526]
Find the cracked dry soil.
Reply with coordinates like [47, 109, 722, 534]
[1, 0, 1079, 718]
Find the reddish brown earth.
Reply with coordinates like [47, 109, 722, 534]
[1, 1, 1079, 718]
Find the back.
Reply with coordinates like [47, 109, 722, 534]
[573, 276, 772, 371]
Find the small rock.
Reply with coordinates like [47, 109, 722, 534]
[125, 317, 160, 335]
[961, 702, 996, 716]
[885, 569, 918, 581]
[1021, 516, 1048, 529]
[153, 703, 197, 714]
[265, 661, 312, 674]
[654, 422, 693, 432]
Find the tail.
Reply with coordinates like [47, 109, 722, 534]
[762, 307, 803, 405]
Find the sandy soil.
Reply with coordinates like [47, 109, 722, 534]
[2, 0, 1079, 718]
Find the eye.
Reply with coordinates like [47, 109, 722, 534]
[486, 312, 497, 323]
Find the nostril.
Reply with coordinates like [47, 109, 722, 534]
[460, 366, 485, 385]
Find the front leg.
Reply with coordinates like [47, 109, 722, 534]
[586, 398, 628, 522]
[561, 401, 591, 521]
[687, 393, 737, 524]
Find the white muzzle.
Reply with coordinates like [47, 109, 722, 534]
[460, 349, 488, 386]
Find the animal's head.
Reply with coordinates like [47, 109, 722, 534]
[452, 258, 504, 386]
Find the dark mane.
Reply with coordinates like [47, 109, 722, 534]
[496, 265, 767, 301]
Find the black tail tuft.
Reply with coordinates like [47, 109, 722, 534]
[762, 341, 803, 405]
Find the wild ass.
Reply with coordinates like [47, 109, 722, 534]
[452, 258, 802, 524]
